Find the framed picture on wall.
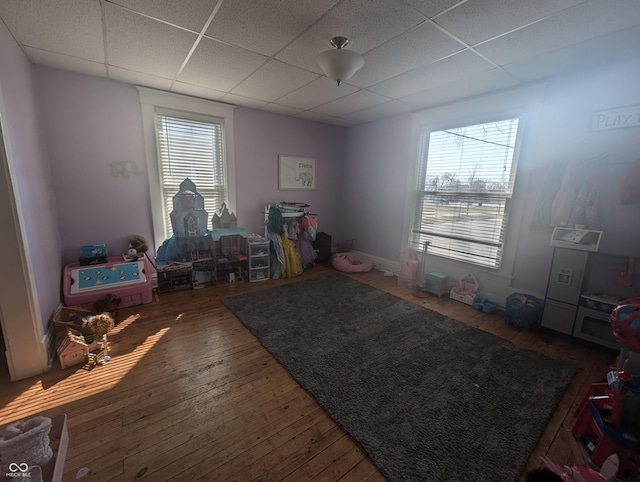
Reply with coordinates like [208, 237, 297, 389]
[278, 155, 316, 190]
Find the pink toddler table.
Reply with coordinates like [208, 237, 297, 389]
[63, 256, 153, 308]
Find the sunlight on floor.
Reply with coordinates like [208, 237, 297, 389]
[0, 381, 48, 424]
[0, 313, 175, 424]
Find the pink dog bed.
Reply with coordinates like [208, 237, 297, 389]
[331, 252, 374, 273]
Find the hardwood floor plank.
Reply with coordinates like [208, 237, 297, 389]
[245, 413, 340, 481]
[254, 425, 345, 481]
[338, 457, 382, 481]
[121, 389, 317, 482]
[0, 265, 618, 482]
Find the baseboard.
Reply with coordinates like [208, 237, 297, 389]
[44, 303, 64, 370]
[350, 251, 400, 276]
[348, 251, 521, 310]
[44, 306, 61, 370]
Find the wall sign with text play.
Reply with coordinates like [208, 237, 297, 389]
[590, 104, 640, 131]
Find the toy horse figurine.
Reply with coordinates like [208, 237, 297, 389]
[82, 313, 115, 365]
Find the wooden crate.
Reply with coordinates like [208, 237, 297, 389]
[52, 306, 94, 343]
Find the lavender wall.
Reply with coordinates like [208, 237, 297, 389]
[13, 49, 640, 318]
[234, 107, 346, 241]
[0, 21, 61, 332]
[344, 114, 413, 262]
[511, 58, 640, 294]
[343, 57, 640, 299]
[34, 70, 347, 267]
[35, 69, 154, 266]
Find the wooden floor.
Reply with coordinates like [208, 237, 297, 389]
[0, 265, 616, 481]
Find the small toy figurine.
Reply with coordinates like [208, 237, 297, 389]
[526, 455, 619, 482]
[82, 313, 115, 366]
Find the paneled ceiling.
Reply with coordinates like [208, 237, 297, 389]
[1, 0, 639, 126]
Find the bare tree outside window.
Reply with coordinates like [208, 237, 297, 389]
[411, 118, 521, 269]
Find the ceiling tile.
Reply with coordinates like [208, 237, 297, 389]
[0, 0, 104, 62]
[340, 100, 414, 123]
[260, 103, 304, 116]
[476, 0, 640, 66]
[24, 47, 107, 77]
[177, 36, 267, 92]
[311, 89, 390, 116]
[108, 0, 217, 32]
[403, 0, 464, 19]
[325, 117, 358, 127]
[231, 60, 319, 102]
[170, 81, 226, 100]
[206, 0, 339, 56]
[401, 68, 518, 109]
[434, 0, 586, 46]
[109, 66, 173, 90]
[295, 111, 334, 122]
[276, 77, 359, 110]
[105, 3, 197, 79]
[369, 50, 495, 98]
[2, 0, 640, 127]
[275, 0, 425, 73]
[348, 21, 465, 87]
[220, 93, 268, 110]
[502, 25, 640, 83]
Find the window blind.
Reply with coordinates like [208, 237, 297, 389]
[155, 112, 225, 237]
[412, 118, 520, 269]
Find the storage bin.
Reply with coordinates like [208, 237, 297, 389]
[424, 272, 448, 297]
[52, 306, 94, 343]
[313, 232, 332, 263]
[505, 293, 544, 329]
[473, 297, 497, 313]
[81, 244, 107, 258]
[398, 258, 418, 287]
[1, 414, 68, 482]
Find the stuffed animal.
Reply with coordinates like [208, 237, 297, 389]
[81, 313, 115, 365]
[90, 293, 121, 320]
[127, 235, 148, 256]
[82, 313, 115, 339]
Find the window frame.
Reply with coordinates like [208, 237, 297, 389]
[138, 87, 235, 249]
[411, 116, 523, 270]
[402, 84, 546, 285]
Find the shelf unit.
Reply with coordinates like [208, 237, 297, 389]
[248, 239, 270, 282]
[211, 230, 248, 285]
[156, 235, 215, 291]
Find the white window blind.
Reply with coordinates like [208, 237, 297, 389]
[411, 118, 521, 269]
[155, 112, 226, 237]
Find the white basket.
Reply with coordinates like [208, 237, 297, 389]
[450, 290, 476, 305]
[450, 273, 479, 305]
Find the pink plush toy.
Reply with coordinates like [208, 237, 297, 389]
[537, 454, 619, 482]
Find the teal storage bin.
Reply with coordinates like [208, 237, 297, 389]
[505, 293, 544, 329]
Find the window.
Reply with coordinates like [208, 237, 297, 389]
[410, 118, 521, 269]
[155, 111, 225, 237]
[138, 87, 235, 247]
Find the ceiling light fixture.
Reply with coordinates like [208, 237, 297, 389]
[315, 36, 364, 86]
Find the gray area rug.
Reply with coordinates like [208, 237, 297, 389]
[222, 273, 575, 481]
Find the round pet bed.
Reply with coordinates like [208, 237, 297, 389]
[331, 252, 373, 273]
